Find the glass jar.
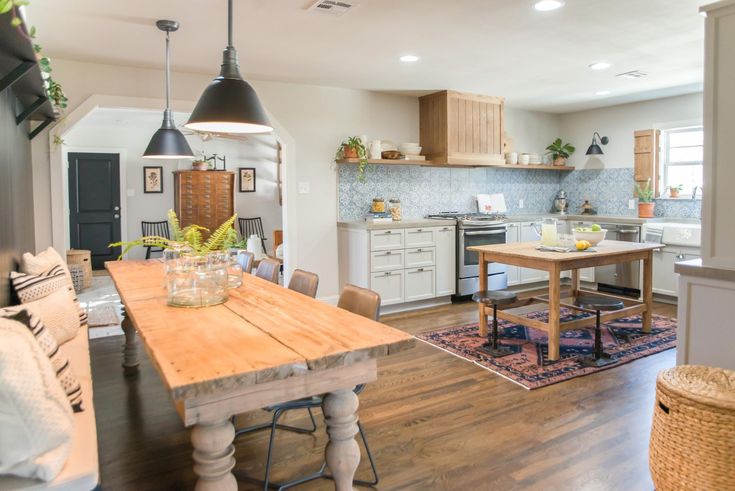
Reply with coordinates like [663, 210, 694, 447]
[388, 198, 402, 221]
[227, 250, 244, 288]
[371, 197, 385, 213]
[166, 252, 228, 308]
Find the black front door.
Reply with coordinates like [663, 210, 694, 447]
[68, 153, 121, 269]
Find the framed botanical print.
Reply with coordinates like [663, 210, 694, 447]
[143, 166, 163, 193]
[239, 167, 256, 193]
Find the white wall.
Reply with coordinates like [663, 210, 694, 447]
[504, 107, 561, 157]
[559, 93, 703, 168]
[32, 59, 418, 301]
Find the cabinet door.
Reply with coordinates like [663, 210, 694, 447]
[405, 227, 435, 248]
[370, 250, 404, 273]
[405, 247, 435, 268]
[435, 226, 456, 296]
[370, 229, 404, 251]
[520, 222, 547, 283]
[404, 267, 436, 302]
[370, 270, 404, 306]
[505, 223, 521, 286]
[653, 249, 678, 296]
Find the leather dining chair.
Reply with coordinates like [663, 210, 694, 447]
[255, 257, 280, 284]
[237, 251, 255, 275]
[287, 269, 319, 298]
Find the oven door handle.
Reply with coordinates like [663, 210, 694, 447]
[464, 230, 507, 236]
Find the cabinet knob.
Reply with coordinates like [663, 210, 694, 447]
[418, 268, 424, 272]
[417, 229, 422, 232]
[385, 251, 391, 255]
[385, 271, 392, 276]
[385, 230, 392, 234]
[443, 227, 450, 231]
[417, 248, 422, 252]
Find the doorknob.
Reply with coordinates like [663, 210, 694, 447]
[113, 214, 120, 219]
[113, 206, 120, 211]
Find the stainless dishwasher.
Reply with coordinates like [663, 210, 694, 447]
[595, 223, 642, 297]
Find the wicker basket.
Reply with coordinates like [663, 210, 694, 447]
[68, 263, 85, 294]
[66, 249, 92, 289]
[650, 365, 735, 491]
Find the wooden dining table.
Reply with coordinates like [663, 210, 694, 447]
[106, 260, 414, 491]
[468, 240, 661, 361]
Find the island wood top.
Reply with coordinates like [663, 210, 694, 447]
[106, 260, 414, 400]
[468, 240, 662, 268]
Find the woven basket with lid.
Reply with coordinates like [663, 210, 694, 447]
[649, 365, 735, 491]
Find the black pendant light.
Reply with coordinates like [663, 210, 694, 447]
[184, 0, 273, 134]
[143, 20, 194, 159]
[585, 132, 609, 155]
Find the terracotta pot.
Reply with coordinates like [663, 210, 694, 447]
[638, 202, 655, 218]
[553, 157, 567, 166]
[669, 188, 680, 198]
[192, 161, 209, 171]
[342, 144, 359, 159]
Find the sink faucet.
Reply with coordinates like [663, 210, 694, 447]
[692, 186, 702, 200]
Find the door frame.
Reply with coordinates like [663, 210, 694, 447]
[63, 146, 128, 249]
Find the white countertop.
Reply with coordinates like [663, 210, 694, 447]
[337, 218, 454, 230]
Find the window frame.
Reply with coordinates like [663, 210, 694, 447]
[660, 125, 704, 199]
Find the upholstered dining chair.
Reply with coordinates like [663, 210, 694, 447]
[236, 250, 255, 275]
[233, 283, 381, 489]
[141, 220, 170, 259]
[255, 258, 280, 284]
[287, 269, 319, 298]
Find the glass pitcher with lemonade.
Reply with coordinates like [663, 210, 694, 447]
[533, 218, 559, 246]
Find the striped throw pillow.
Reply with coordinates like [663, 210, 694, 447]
[0, 308, 83, 413]
[11, 265, 86, 330]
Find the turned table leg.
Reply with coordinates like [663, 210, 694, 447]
[642, 252, 653, 333]
[478, 253, 489, 337]
[548, 264, 562, 361]
[120, 307, 140, 373]
[323, 388, 360, 491]
[191, 417, 237, 491]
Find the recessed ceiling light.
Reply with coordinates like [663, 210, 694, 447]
[589, 62, 611, 71]
[534, 0, 565, 11]
[596, 90, 611, 96]
[400, 54, 420, 63]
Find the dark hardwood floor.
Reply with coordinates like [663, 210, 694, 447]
[90, 297, 676, 490]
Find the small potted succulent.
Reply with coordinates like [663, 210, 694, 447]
[545, 138, 576, 166]
[635, 179, 656, 218]
[668, 184, 683, 198]
[335, 136, 369, 182]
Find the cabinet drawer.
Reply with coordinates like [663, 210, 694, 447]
[370, 270, 404, 306]
[405, 227, 436, 248]
[370, 229, 404, 251]
[404, 267, 436, 302]
[404, 247, 435, 268]
[370, 250, 404, 272]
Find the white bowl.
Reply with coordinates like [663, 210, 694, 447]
[399, 147, 422, 155]
[572, 229, 607, 246]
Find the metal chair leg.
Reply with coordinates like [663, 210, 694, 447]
[352, 420, 379, 486]
[479, 303, 513, 358]
[579, 310, 616, 368]
[263, 408, 283, 490]
[234, 407, 317, 439]
[145, 247, 151, 260]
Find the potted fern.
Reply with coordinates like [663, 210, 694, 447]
[335, 136, 370, 182]
[635, 179, 656, 218]
[545, 138, 576, 166]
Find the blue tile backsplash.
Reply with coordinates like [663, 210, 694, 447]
[337, 164, 701, 221]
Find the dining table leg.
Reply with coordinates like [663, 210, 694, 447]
[323, 387, 360, 491]
[478, 253, 489, 337]
[642, 252, 653, 333]
[548, 264, 562, 361]
[191, 417, 237, 491]
[571, 268, 580, 298]
[120, 307, 140, 374]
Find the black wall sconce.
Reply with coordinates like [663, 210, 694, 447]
[586, 132, 609, 155]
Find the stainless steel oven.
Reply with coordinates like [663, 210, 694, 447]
[457, 223, 508, 296]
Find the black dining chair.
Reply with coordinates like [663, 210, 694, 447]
[238, 217, 267, 254]
[141, 220, 170, 259]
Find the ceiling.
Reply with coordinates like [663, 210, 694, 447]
[27, 0, 706, 113]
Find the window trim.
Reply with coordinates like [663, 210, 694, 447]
[660, 125, 703, 199]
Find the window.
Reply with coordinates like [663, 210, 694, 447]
[661, 126, 703, 197]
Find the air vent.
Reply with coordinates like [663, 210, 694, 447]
[307, 0, 356, 15]
[616, 70, 647, 79]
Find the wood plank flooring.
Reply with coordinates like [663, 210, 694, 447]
[89, 297, 676, 490]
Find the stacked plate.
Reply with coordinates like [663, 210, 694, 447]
[527, 153, 542, 164]
[399, 142, 422, 157]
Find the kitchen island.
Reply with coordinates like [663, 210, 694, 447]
[469, 240, 661, 361]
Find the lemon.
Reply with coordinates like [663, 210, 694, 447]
[576, 240, 590, 251]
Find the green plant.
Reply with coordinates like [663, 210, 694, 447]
[669, 184, 684, 191]
[335, 136, 369, 182]
[109, 210, 238, 259]
[545, 138, 576, 161]
[0, 0, 27, 27]
[634, 179, 654, 203]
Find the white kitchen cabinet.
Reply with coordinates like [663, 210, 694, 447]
[404, 267, 436, 302]
[370, 229, 404, 251]
[370, 250, 404, 272]
[404, 227, 435, 248]
[435, 225, 456, 296]
[520, 222, 548, 283]
[370, 270, 404, 305]
[405, 247, 435, 268]
[505, 223, 521, 286]
[653, 247, 701, 297]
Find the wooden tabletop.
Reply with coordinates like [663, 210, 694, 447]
[468, 240, 662, 266]
[106, 260, 414, 401]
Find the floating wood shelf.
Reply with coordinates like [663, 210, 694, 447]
[336, 158, 433, 165]
[336, 158, 573, 171]
[496, 164, 574, 171]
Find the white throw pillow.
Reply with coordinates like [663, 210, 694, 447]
[21, 247, 74, 291]
[0, 316, 73, 481]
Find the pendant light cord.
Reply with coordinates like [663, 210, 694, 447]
[228, 0, 233, 48]
[165, 30, 171, 111]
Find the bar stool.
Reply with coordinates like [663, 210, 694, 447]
[472, 290, 518, 357]
[574, 295, 624, 367]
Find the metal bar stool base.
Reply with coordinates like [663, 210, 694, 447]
[478, 343, 514, 358]
[579, 353, 616, 368]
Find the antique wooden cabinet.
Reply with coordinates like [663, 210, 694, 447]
[173, 170, 234, 234]
[419, 90, 505, 166]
